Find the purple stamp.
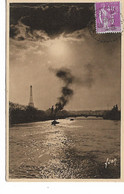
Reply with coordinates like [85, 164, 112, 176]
[95, 1, 121, 33]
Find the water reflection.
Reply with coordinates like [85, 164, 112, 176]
[9, 118, 120, 179]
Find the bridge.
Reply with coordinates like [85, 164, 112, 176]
[69, 110, 105, 118]
[79, 114, 103, 118]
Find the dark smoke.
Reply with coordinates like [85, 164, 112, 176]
[56, 70, 74, 85]
[53, 64, 94, 113]
[55, 69, 74, 112]
[62, 87, 73, 96]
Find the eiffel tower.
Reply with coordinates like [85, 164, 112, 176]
[28, 85, 34, 107]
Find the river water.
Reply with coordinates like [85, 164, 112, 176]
[9, 117, 120, 179]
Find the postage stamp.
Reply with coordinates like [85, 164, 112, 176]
[95, 1, 121, 33]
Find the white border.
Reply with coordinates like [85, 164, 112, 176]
[6, 0, 124, 183]
[1, 0, 124, 193]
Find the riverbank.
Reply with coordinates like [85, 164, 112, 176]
[9, 102, 120, 125]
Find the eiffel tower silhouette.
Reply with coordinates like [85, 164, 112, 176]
[28, 85, 34, 107]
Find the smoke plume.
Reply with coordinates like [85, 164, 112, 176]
[55, 69, 74, 112]
[54, 64, 94, 113]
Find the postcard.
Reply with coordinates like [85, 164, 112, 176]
[6, 0, 124, 181]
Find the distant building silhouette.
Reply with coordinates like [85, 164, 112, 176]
[28, 85, 34, 107]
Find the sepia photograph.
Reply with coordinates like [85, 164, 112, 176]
[7, 1, 122, 180]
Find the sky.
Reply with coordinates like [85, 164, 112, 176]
[9, 3, 121, 111]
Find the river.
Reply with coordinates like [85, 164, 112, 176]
[9, 117, 120, 179]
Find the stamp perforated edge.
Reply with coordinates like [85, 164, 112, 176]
[95, 1, 122, 34]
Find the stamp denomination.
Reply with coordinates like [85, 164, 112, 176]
[95, 2, 121, 33]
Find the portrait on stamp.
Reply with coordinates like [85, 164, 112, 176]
[7, 1, 122, 180]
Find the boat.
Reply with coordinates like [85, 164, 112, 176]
[51, 120, 59, 125]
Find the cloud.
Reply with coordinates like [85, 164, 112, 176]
[10, 3, 49, 10]
[9, 26, 89, 66]
[9, 38, 45, 64]
[63, 29, 89, 42]
[10, 19, 49, 41]
[10, 3, 94, 39]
